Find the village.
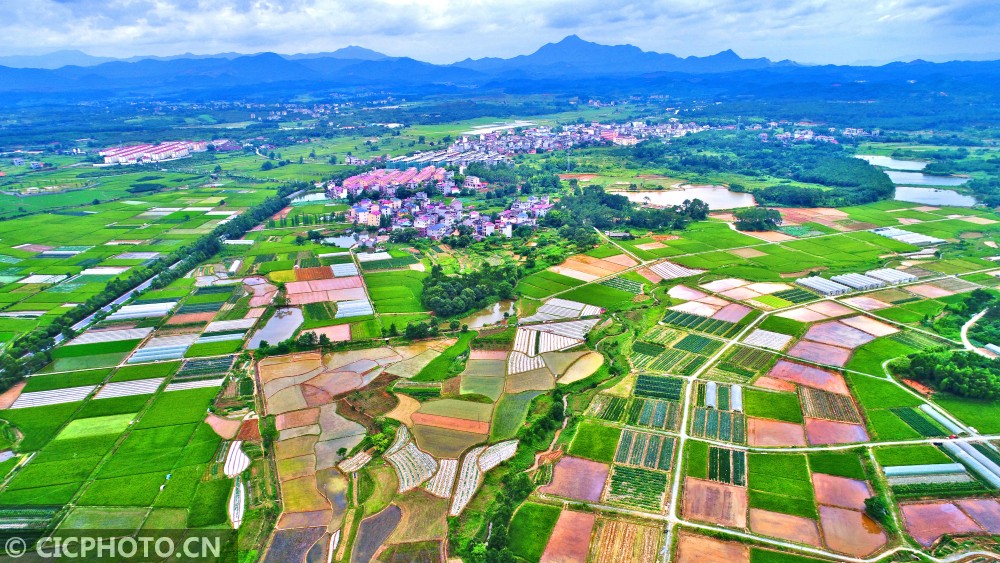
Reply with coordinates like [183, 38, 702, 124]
[332, 173, 554, 240]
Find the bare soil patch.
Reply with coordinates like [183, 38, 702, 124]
[749, 508, 821, 546]
[682, 477, 748, 528]
[541, 511, 595, 563]
[539, 456, 609, 502]
[747, 417, 807, 447]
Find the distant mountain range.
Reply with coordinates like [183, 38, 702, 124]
[0, 36, 998, 103]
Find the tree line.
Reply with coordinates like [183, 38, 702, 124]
[541, 184, 709, 230]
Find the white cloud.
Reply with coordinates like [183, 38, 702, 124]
[0, 0, 997, 64]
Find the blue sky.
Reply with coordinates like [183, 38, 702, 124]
[3, 0, 999, 64]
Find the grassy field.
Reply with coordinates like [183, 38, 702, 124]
[508, 502, 560, 562]
[568, 421, 621, 463]
[744, 389, 803, 423]
[747, 453, 817, 519]
[560, 283, 635, 310]
[365, 270, 427, 313]
[414, 331, 475, 382]
[517, 270, 583, 299]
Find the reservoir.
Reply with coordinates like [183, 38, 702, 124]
[855, 155, 928, 171]
[248, 307, 304, 349]
[886, 171, 969, 187]
[619, 185, 756, 210]
[461, 300, 516, 329]
[894, 187, 977, 207]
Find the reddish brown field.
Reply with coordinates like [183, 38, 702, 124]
[540, 511, 595, 563]
[236, 418, 262, 441]
[205, 413, 242, 439]
[304, 324, 352, 342]
[712, 303, 752, 323]
[841, 296, 891, 311]
[840, 315, 898, 337]
[803, 321, 875, 348]
[683, 477, 748, 528]
[777, 308, 828, 322]
[0, 381, 25, 410]
[820, 506, 888, 556]
[805, 418, 868, 445]
[674, 532, 749, 563]
[295, 266, 335, 281]
[767, 360, 850, 395]
[806, 301, 854, 317]
[813, 474, 872, 511]
[901, 502, 983, 547]
[167, 312, 215, 325]
[285, 276, 363, 294]
[410, 413, 489, 434]
[788, 341, 852, 367]
[747, 417, 806, 447]
[469, 349, 509, 360]
[636, 268, 662, 283]
[902, 379, 934, 396]
[907, 284, 955, 299]
[753, 377, 797, 393]
[956, 499, 1000, 533]
[749, 508, 821, 546]
[539, 456, 609, 502]
[276, 408, 321, 430]
[603, 254, 638, 267]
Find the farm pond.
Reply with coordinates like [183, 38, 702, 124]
[894, 187, 977, 207]
[619, 185, 756, 210]
[248, 307, 304, 349]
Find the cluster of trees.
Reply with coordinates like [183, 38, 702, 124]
[254, 330, 337, 358]
[628, 132, 895, 207]
[0, 181, 305, 390]
[541, 185, 709, 230]
[963, 289, 1000, 347]
[894, 350, 1000, 400]
[734, 207, 783, 231]
[421, 264, 519, 318]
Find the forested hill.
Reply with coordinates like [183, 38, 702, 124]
[627, 132, 895, 207]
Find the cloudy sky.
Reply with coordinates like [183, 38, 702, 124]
[3, 0, 999, 64]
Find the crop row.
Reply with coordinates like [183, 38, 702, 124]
[634, 375, 684, 401]
[615, 429, 674, 471]
[647, 350, 705, 375]
[721, 345, 777, 373]
[360, 255, 419, 271]
[800, 387, 862, 424]
[626, 398, 680, 431]
[632, 341, 666, 357]
[772, 288, 817, 304]
[601, 277, 644, 294]
[673, 334, 724, 356]
[642, 326, 679, 345]
[662, 311, 742, 337]
[587, 394, 628, 423]
[889, 331, 949, 350]
[891, 407, 947, 437]
[691, 408, 746, 443]
[708, 446, 746, 486]
[605, 466, 667, 511]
